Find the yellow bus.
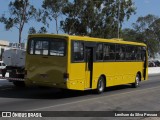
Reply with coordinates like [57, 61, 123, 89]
[25, 34, 148, 93]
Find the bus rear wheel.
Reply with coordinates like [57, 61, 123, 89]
[132, 74, 140, 88]
[96, 76, 105, 94]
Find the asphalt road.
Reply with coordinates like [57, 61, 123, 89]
[0, 75, 160, 119]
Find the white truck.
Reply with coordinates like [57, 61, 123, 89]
[2, 48, 26, 87]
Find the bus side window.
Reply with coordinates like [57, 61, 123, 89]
[121, 45, 126, 60]
[135, 47, 141, 60]
[103, 44, 110, 60]
[116, 45, 120, 60]
[126, 46, 136, 60]
[73, 41, 84, 62]
[141, 47, 146, 61]
[103, 44, 116, 61]
[109, 44, 115, 60]
[96, 43, 103, 61]
[115, 45, 125, 60]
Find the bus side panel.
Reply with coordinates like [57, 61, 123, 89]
[103, 62, 144, 86]
[92, 62, 144, 88]
[67, 39, 85, 90]
[92, 62, 107, 89]
[68, 63, 85, 90]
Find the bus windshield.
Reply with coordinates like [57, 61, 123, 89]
[28, 38, 66, 56]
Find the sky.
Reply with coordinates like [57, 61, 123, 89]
[0, 0, 160, 43]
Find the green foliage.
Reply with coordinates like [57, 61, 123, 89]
[28, 27, 47, 34]
[133, 14, 160, 57]
[28, 27, 36, 34]
[122, 14, 160, 57]
[0, 0, 36, 43]
[0, 0, 135, 42]
[121, 28, 137, 41]
[41, 0, 68, 34]
[60, 0, 86, 35]
[60, 0, 136, 38]
[38, 27, 47, 33]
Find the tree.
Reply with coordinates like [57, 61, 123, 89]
[122, 14, 160, 57]
[132, 14, 160, 57]
[28, 27, 36, 34]
[0, 0, 36, 43]
[121, 28, 137, 41]
[101, 0, 136, 38]
[60, 0, 136, 38]
[149, 18, 160, 44]
[38, 27, 47, 33]
[42, 0, 68, 34]
[60, 0, 86, 35]
[28, 27, 47, 34]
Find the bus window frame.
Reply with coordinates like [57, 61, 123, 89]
[101, 43, 147, 62]
[125, 45, 146, 62]
[27, 37, 67, 57]
[96, 43, 104, 62]
[49, 39, 67, 57]
[70, 40, 147, 63]
[115, 44, 126, 62]
[34, 40, 49, 56]
[71, 40, 85, 63]
[103, 43, 116, 62]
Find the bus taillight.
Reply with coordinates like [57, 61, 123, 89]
[63, 73, 69, 81]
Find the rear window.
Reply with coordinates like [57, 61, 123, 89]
[28, 38, 66, 56]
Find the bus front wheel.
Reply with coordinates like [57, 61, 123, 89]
[96, 76, 105, 94]
[132, 74, 140, 88]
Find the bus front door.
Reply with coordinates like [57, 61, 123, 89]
[85, 47, 93, 89]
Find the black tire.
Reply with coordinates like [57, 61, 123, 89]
[132, 74, 140, 88]
[96, 76, 105, 94]
[13, 81, 25, 87]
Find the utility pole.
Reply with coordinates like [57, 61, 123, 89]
[117, 0, 120, 39]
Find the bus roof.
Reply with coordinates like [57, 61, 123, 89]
[28, 34, 146, 47]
